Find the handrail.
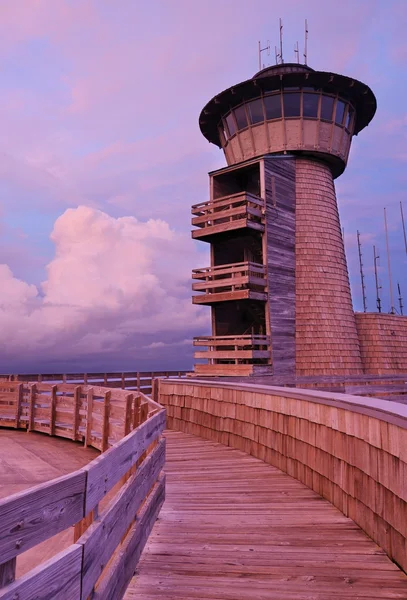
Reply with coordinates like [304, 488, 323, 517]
[191, 191, 264, 212]
[192, 261, 266, 277]
[0, 382, 166, 599]
[159, 378, 407, 574]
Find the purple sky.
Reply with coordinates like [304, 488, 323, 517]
[0, 0, 406, 374]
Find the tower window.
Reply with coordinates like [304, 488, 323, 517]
[234, 105, 248, 130]
[283, 92, 301, 117]
[345, 106, 354, 130]
[335, 100, 346, 125]
[320, 95, 335, 120]
[247, 99, 264, 125]
[225, 113, 236, 137]
[264, 93, 282, 120]
[303, 93, 319, 118]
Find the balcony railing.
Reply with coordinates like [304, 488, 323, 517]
[191, 192, 265, 239]
[193, 335, 271, 364]
[192, 261, 267, 304]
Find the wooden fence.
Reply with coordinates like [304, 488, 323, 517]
[0, 381, 166, 599]
[159, 378, 407, 574]
[1, 370, 188, 397]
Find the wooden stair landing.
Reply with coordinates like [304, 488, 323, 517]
[126, 430, 407, 600]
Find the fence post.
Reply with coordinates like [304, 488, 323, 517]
[102, 390, 111, 452]
[85, 388, 94, 448]
[50, 385, 57, 436]
[0, 557, 16, 589]
[73, 386, 81, 441]
[15, 384, 23, 429]
[28, 384, 36, 431]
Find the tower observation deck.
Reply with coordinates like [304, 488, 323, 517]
[192, 62, 377, 377]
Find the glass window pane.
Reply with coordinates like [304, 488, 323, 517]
[220, 124, 228, 142]
[346, 106, 354, 130]
[303, 93, 319, 118]
[225, 113, 236, 137]
[264, 94, 281, 119]
[283, 92, 301, 117]
[320, 95, 334, 120]
[335, 100, 346, 125]
[247, 98, 264, 124]
[234, 105, 248, 130]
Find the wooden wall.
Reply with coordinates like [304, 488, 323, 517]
[263, 156, 296, 375]
[159, 378, 407, 573]
[356, 313, 407, 374]
[295, 158, 363, 376]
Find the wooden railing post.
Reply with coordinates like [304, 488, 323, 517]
[49, 385, 57, 436]
[133, 396, 141, 430]
[125, 393, 134, 436]
[85, 388, 94, 448]
[0, 557, 16, 589]
[15, 383, 23, 429]
[73, 386, 80, 441]
[102, 390, 111, 452]
[28, 383, 36, 432]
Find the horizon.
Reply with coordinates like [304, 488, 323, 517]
[1, 0, 406, 374]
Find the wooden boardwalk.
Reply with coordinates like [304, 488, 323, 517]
[126, 430, 407, 600]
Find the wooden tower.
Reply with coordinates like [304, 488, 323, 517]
[192, 63, 376, 377]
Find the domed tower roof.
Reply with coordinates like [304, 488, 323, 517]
[199, 63, 376, 149]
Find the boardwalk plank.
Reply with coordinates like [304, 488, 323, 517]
[125, 430, 407, 599]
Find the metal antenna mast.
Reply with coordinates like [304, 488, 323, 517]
[373, 245, 382, 313]
[294, 41, 300, 63]
[304, 19, 308, 65]
[398, 282, 404, 316]
[357, 231, 367, 312]
[279, 18, 284, 64]
[384, 207, 395, 314]
[401, 200, 407, 256]
[258, 40, 270, 70]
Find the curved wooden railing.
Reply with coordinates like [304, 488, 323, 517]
[159, 378, 407, 574]
[0, 381, 166, 599]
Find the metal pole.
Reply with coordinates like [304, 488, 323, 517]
[279, 18, 283, 64]
[373, 245, 382, 313]
[384, 207, 395, 314]
[398, 282, 404, 316]
[357, 231, 367, 312]
[258, 41, 261, 71]
[401, 201, 407, 256]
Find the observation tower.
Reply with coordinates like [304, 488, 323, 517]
[192, 62, 376, 377]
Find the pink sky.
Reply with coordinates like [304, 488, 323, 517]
[0, 0, 406, 373]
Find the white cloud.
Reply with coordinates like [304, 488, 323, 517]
[0, 206, 209, 367]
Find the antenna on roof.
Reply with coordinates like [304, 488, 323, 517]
[401, 200, 407, 256]
[384, 207, 396, 314]
[279, 18, 284, 64]
[294, 41, 300, 64]
[304, 19, 308, 65]
[258, 40, 270, 71]
[398, 282, 404, 316]
[373, 245, 382, 313]
[357, 231, 367, 312]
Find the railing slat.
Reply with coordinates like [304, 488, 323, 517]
[78, 439, 165, 599]
[93, 473, 165, 600]
[84, 409, 165, 513]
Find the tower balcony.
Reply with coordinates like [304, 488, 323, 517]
[192, 261, 267, 304]
[193, 335, 271, 376]
[191, 192, 265, 241]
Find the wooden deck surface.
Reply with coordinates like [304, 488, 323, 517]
[126, 430, 407, 600]
[0, 429, 98, 577]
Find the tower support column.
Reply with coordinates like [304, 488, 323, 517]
[295, 158, 363, 375]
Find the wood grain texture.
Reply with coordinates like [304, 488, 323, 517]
[0, 545, 82, 600]
[84, 409, 165, 513]
[263, 156, 296, 375]
[355, 312, 407, 374]
[0, 469, 86, 563]
[126, 430, 407, 599]
[295, 158, 363, 376]
[79, 439, 165, 599]
[95, 474, 165, 600]
[159, 379, 407, 574]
